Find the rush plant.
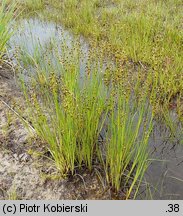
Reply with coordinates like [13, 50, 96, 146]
[103, 86, 153, 198]
[20, 41, 109, 174]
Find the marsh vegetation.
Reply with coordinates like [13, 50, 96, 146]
[0, 0, 183, 199]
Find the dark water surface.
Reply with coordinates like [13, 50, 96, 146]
[144, 119, 183, 199]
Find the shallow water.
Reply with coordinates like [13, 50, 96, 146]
[143, 121, 183, 199]
[10, 18, 183, 200]
[10, 18, 88, 54]
[9, 18, 90, 79]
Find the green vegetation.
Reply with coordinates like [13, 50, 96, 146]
[3, 0, 182, 199]
[8, 187, 18, 200]
[36, 0, 183, 117]
[15, 0, 183, 120]
[21, 0, 44, 13]
[20, 43, 107, 174]
[18, 40, 153, 198]
[0, 0, 16, 60]
[104, 89, 153, 198]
